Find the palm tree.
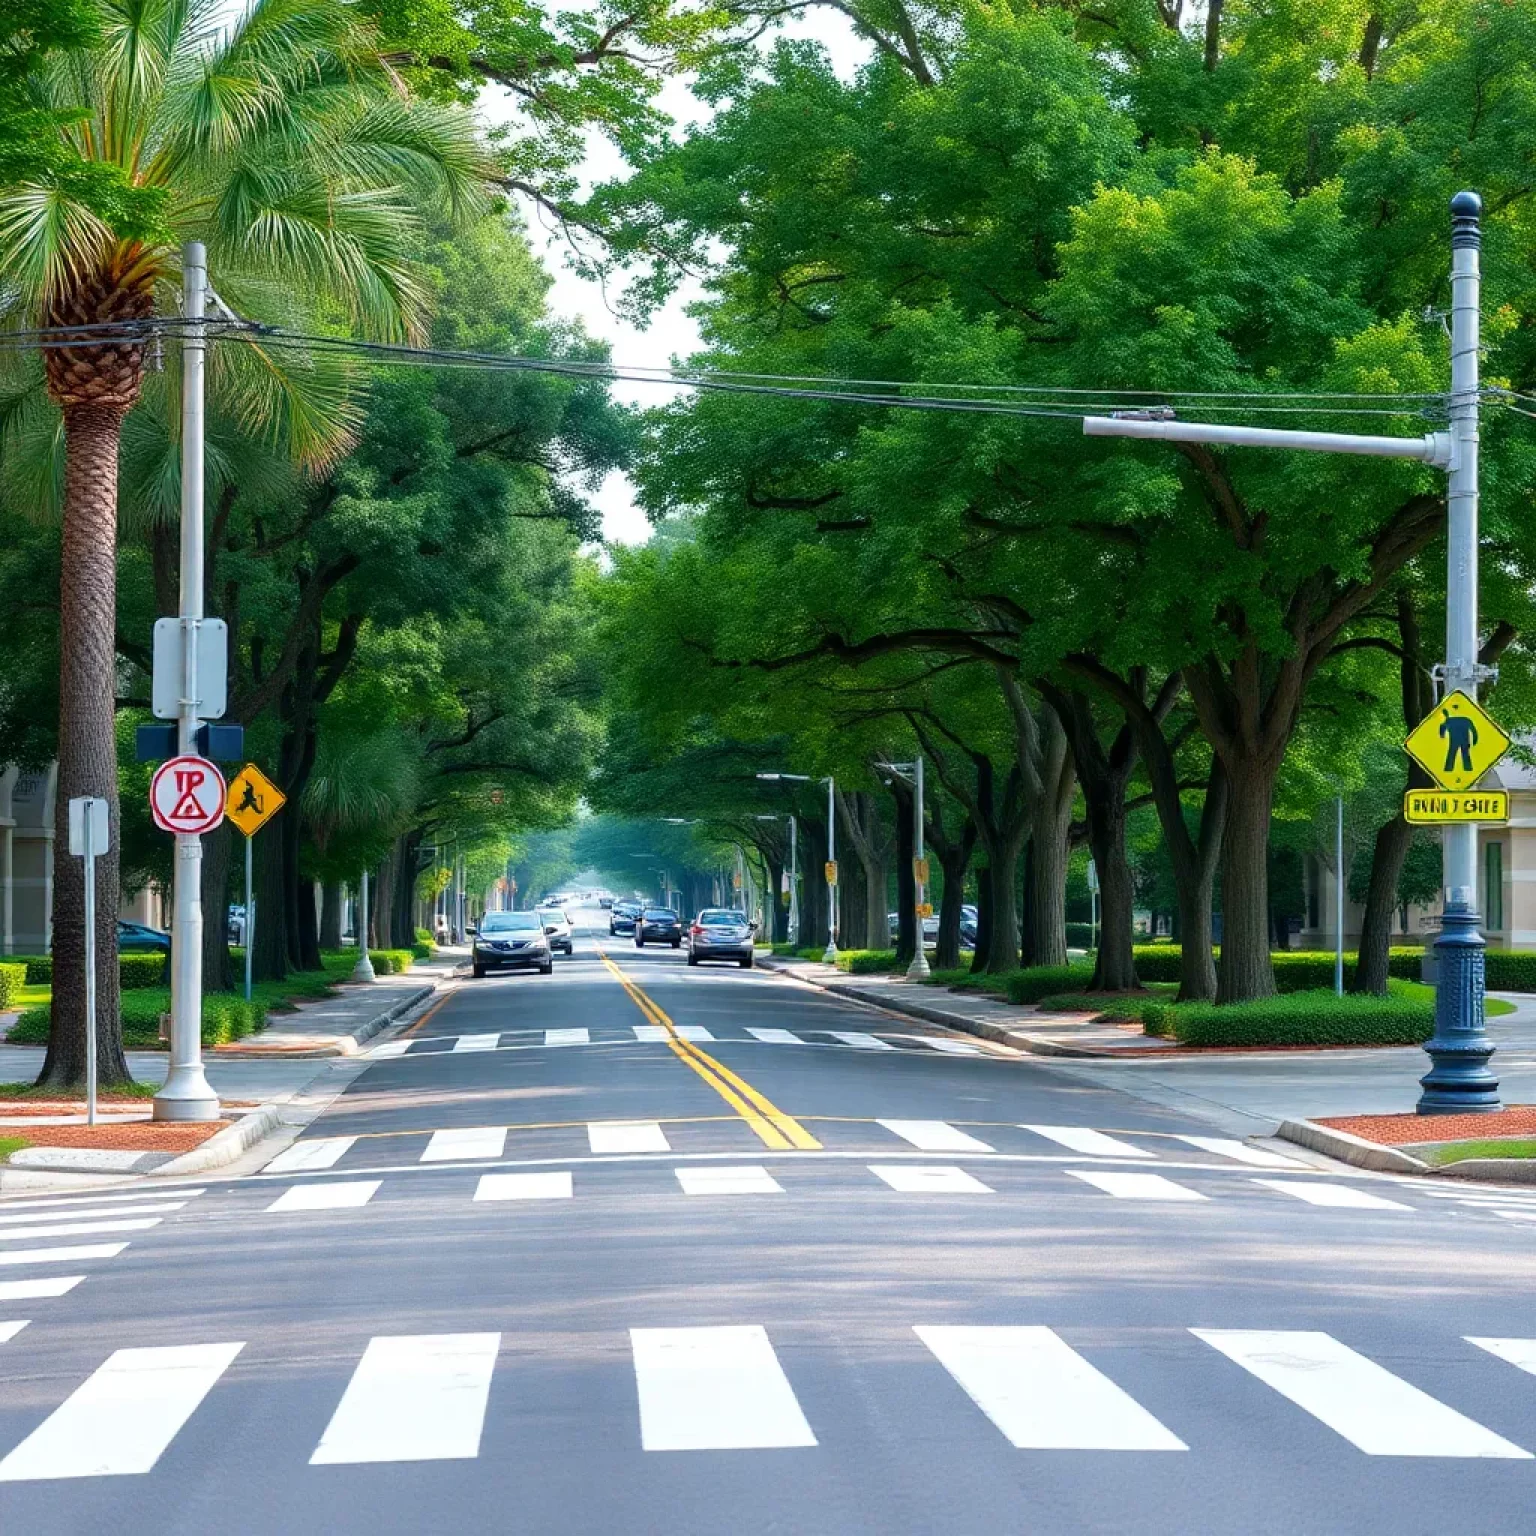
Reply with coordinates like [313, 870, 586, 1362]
[0, 0, 484, 1088]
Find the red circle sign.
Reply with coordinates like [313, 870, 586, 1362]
[150, 754, 227, 834]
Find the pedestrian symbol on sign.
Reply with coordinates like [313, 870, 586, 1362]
[225, 763, 285, 838]
[1403, 691, 1510, 792]
[1440, 707, 1478, 774]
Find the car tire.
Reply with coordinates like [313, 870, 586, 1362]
[687, 954, 698, 967]
[540, 962, 553, 976]
[472, 963, 485, 979]
[670, 939, 680, 949]
[739, 955, 753, 969]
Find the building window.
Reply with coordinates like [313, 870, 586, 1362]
[1486, 841, 1504, 933]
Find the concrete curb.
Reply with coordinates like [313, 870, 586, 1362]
[217, 981, 436, 1059]
[1277, 1119, 1430, 1175]
[1429, 1156, 1536, 1184]
[150, 1105, 286, 1177]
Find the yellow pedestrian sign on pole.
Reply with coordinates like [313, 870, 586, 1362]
[1403, 691, 1510, 791]
[1405, 789, 1509, 825]
[225, 762, 285, 837]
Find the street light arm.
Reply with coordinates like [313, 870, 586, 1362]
[1083, 415, 1454, 468]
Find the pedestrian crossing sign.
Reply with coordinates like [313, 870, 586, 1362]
[1403, 691, 1510, 791]
[225, 762, 285, 837]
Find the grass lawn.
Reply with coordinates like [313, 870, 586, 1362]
[0, 1136, 30, 1162]
[1420, 1138, 1536, 1165]
[14, 983, 50, 1009]
[0, 1081, 158, 1099]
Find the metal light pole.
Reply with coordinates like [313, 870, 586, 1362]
[154, 244, 218, 1124]
[1335, 795, 1345, 998]
[823, 775, 838, 964]
[1085, 192, 1495, 1113]
[908, 756, 929, 979]
[787, 815, 799, 944]
[352, 869, 376, 981]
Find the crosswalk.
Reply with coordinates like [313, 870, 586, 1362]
[2, 1323, 1535, 1477]
[367, 1025, 993, 1059]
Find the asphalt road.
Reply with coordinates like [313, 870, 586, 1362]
[2, 913, 1536, 1534]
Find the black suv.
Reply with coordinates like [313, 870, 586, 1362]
[634, 908, 682, 948]
[610, 900, 642, 935]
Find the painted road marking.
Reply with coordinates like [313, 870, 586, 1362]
[589, 1122, 671, 1154]
[0, 1189, 204, 1213]
[0, 1218, 162, 1242]
[266, 1181, 380, 1213]
[0, 1201, 187, 1225]
[263, 1137, 358, 1174]
[0, 1321, 28, 1344]
[0, 1243, 130, 1267]
[877, 1119, 994, 1153]
[0, 1278, 85, 1301]
[917, 1326, 1186, 1450]
[632, 1025, 670, 1042]
[630, 1326, 817, 1451]
[369, 1041, 412, 1058]
[1174, 1136, 1305, 1168]
[1494, 1209, 1536, 1222]
[674, 1166, 784, 1195]
[474, 1172, 573, 1201]
[901, 1036, 981, 1056]
[451, 1034, 501, 1053]
[545, 1028, 589, 1046]
[1467, 1338, 1536, 1377]
[1024, 1125, 1155, 1159]
[0, 1342, 245, 1480]
[1194, 1329, 1531, 1457]
[869, 1165, 993, 1194]
[746, 1027, 801, 1045]
[1067, 1170, 1207, 1202]
[1252, 1180, 1412, 1211]
[827, 1031, 894, 1051]
[310, 1333, 501, 1465]
[421, 1127, 508, 1163]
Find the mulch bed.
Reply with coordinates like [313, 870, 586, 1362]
[8, 1121, 231, 1152]
[1319, 1106, 1536, 1145]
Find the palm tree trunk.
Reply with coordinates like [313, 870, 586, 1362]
[38, 405, 131, 1090]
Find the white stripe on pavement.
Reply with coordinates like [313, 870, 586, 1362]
[746, 1027, 801, 1045]
[917, 1326, 1186, 1450]
[0, 1189, 204, 1213]
[451, 1034, 501, 1053]
[674, 1166, 783, 1195]
[1067, 1170, 1207, 1202]
[1174, 1136, 1306, 1168]
[369, 1041, 412, 1058]
[545, 1028, 589, 1046]
[1495, 1209, 1536, 1222]
[1466, 1338, 1536, 1377]
[632, 1025, 669, 1042]
[0, 1278, 85, 1302]
[474, 1172, 573, 1201]
[263, 1138, 357, 1174]
[0, 1321, 28, 1344]
[1023, 1125, 1154, 1159]
[0, 1342, 245, 1480]
[588, 1122, 670, 1154]
[877, 1119, 994, 1153]
[630, 1326, 817, 1451]
[0, 1218, 163, 1242]
[0, 1202, 186, 1226]
[266, 1182, 380, 1213]
[673, 1025, 715, 1041]
[869, 1165, 993, 1194]
[1252, 1180, 1412, 1211]
[0, 1243, 130, 1267]
[421, 1127, 508, 1163]
[310, 1333, 501, 1465]
[908, 1036, 982, 1056]
[1193, 1330, 1531, 1457]
[827, 1032, 894, 1051]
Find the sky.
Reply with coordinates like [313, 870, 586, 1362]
[477, 11, 868, 546]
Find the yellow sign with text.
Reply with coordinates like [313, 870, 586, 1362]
[1404, 789, 1509, 825]
[1404, 691, 1511, 791]
[824, 861, 838, 886]
[224, 763, 285, 837]
[913, 858, 930, 885]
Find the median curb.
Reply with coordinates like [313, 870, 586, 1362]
[215, 981, 437, 1058]
[149, 1105, 286, 1177]
[1276, 1119, 1431, 1174]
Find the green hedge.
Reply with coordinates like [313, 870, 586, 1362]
[9, 988, 267, 1048]
[410, 940, 434, 961]
[1066, 922, 1094, 948]
[1486, 952, 1536, 990]
[11, 955, 50, 985]
[0, 963, 25, 1009]
[1004, 964, 1095, 1004]
[1128, 945, 1429, 988]
[1141, 986, 1433, 1048]
[319, 947, 414, 976]
[119, 952, 167, 989]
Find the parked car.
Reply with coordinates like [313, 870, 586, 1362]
[687, 909, 755, 968]
[227, 905, 246, 945]
[634, 908, 683, 948]
[960, 904, 978, 948]
[887, 910, 941, 942]
[610, 900, 642, 936]
[118, 920, 171, 955]
[538, 907, 574, 955]
[471, 910, 553, 977]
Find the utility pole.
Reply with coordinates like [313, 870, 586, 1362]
[823, 775, 838, 964]
[1085, 192, 1496, 1114]
[1335, 795, 1345, 998]
[153, 243, 218, 1124]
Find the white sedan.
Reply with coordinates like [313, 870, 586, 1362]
[536, 907, 574, 955]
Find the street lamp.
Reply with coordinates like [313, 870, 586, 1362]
[757, 772, 837, 963]
[878, 757, 930, 980]
[1085, 192, 1495, 1114]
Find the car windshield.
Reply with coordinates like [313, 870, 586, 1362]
[481, 912, 539, 933]
[644, 909, 677, 920]
[699, 911, 745, 926]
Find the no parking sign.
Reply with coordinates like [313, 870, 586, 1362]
[150, 754, 227, 834]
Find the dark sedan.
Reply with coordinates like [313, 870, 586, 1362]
[471, 910, 553, 977]
[634, 908, 682, 948]
[686, 909, 755, 968]
[610, 900, 642, 936]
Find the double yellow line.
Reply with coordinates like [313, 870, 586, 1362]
[599, 952, 821, 1151]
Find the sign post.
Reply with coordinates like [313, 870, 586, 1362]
[225, 764, 286, 1002]
[68, 797, 109, 1127]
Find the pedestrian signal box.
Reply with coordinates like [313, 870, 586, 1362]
[1403, 691, 1510, 792]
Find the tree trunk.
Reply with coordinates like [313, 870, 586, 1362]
[1026, 768, 1073, 970]
[930, 802, 975, 972]
[1086, 792, 1138, 991]
[202, 821, 235, 995]
[293, 878, 320, 972]
[765, 856, 787, 942]
[971, 864, 993, 973]
[835, 788, 891, 950]
[987, 837, 1025, 973]
[320, 881, 343, 950]
[251, 811, 289, 982]
[1216, 758, 1281, 1002]
[39, 404, 131, 1089]
[802, 817, 828, 950]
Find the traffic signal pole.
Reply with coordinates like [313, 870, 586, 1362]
[1085, 192, 1497, 1115]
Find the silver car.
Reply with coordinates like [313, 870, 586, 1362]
[471, 910, 552, 977]
[538, 907, 574, 955]
[687, 909, 756, 968]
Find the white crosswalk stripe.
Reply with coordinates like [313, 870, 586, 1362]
[746, 1027, 801, 1044]
[1175, 1136, 1306, 1168]
[545, 1028, 589, 1046]
[0, 1190, 203, 1214]
[1023, 1125, 1154, 1158]
[0, 1217, 163, 1242]
[0, 1277, 85, 1302]
[827, 1031, 894, 1050]
[588, 1121, 670, 1153]
[631, 1024, 669, 1042]
[877, 1119, 994, 1153]
[917, 1326, 1186, 1450]
[905, 1036, 982, 1055]
[0, 1342, 245, 1480]
[1067, 1170, 1207, 1201]
[674, 1166, 784, 1195]
[1195, 1329, 1532, 1458]
[0, 1321, 28, 1345]
[368, 1040, 412, 1058]
[451, 1033, 501, 1053]
[474, 1172, 573, 1201]
[311, 1333, 500, 1464]
[1252, 1180, 1412, 1211]
[0, 1201, 187, 1226]
[264, 1137, 358, 1174]
[1466, 1337, 1536, 1377]
[630, 1326, 817, 1450]
[0, 1242, 130, 1267]
[266, 1182, 380, 1213]
[421, 1126, 508, 1162]
[869, 1165, 993, 1194]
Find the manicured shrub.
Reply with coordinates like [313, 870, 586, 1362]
[8, 989, 268, 1048]
[1065, 922, 1094, 948]
[1484, 951, 1536, 991]
[1141, 987, 1433, 1048]
[0, 964, 25, 1009]
[411, 940, 434, 961]
[1004, 964, 1095, 1004]
[837, 950, 900, 974]
[13, 955, 51, 986]
[119, 953, 168, 989]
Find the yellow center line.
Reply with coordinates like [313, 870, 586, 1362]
[597, 949, 822, 1151]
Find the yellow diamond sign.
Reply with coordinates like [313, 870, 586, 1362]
[1403, 691, 1511, 792]
[224, 762, 285, 837]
